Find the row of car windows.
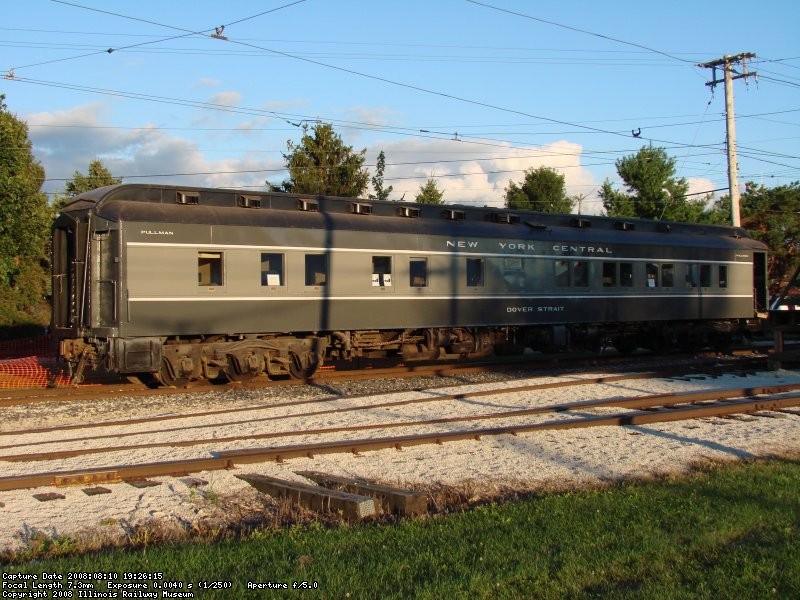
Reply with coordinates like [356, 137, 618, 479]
[197, 252, 729, 290]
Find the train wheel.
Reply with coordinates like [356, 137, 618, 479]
[155, 358, 188, 388]
[401, 344, 439, 361]
[288, 350, 320, 379]
[224, 369, 259, 383]
[224, 352, 265, 383]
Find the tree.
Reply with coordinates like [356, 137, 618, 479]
[0, 94, 52, 327]
[504, 166, 575, 213]
[270, 122, 369, 197]
[600, 146, 705, 222]
[369, 150, 393, 201]
[415, 178, 445, 204]
[53, 158, 121, 209]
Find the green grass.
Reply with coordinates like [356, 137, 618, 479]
[2, 458, 799, 598]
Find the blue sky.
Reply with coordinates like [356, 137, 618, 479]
[2, 0, 798, 215]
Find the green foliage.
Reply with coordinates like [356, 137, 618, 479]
[52, 158, 121, 209]
[504, 166, 575, 213]
[0, 94, 52, 327]
[600, 146, 705, 222]
[415, 177, 445, 204]
[270, 122, 369, 198]
[369, 150, 393, 201]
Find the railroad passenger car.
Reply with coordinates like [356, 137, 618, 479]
[51, 184, 768, 385]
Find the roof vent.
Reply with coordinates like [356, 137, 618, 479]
[298, 199, 319, 212]
[442, 208, 466, 221]
[614, 220, 635, 231]
[570, 217, 591, 228]
[398, 206, 421, 218]
[237, 195, 262, 209]
[350, 202, 373, 215]
[177, 191, 199, 205]
[490, 212, 520, 224]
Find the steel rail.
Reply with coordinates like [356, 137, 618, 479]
[0, 360, 774, 439]
[3, 384, 798, 463]
[0, 369, 656, 437]
[0, 393, 797, 492]
[0, 352, 767, 407]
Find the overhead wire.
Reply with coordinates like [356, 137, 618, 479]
[7, 0, 309, 73]
[6, 2, 783, 162]
[463, 0, 697, 64]
[12, 71, 792, 186]
[42, 1, 792, 175]
[7, 2, 798, 196]
[11, 1, 682, 146]
[16, 76, 739, 169]
[7, 43, 752, 164]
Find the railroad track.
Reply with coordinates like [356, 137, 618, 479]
[0, 349, 769, 408]
[0, 370, 798, 493]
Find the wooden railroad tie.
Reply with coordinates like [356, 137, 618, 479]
[236, 473, 377, 520]
[82, 486, 112, 496]
[295, 470, 428, 516]
[32, 492, 65, 502]
[125, 479, 162, 489]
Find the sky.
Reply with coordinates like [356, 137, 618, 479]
[2, 0, 799, 216]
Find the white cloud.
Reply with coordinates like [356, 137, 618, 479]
[25, 103, 601, 211]
[686, 177, 717, 198]
[209, 91, 243, 107]
[341, 106, 397, 131]
[236, 115, 274, 132]
[196, 78, 221, 88]
[686, 176, 721, 210]
[26, 104, 285, 197]
[367, 138, 599, 209]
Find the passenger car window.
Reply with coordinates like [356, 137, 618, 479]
[646, 263, 659, 288]
[260, 253, 284, 286]
[409, 258, 428, 288]
[573, 261, 589, 287]
[305, 254, 328, 286]
[686, 264, 698, 288]
[602, 262, 617, 287]
[503, 258, 526, 290]
[620, 263, 633, 287]
[198, 252, 223, 286]
[466, 258, 484, 287]
[700, 264, 712, 287]
[372, 256, 392, 287]
[662, 264, 674, 287]
[718, 265, 727, 288]
[555, 260, 570, 287]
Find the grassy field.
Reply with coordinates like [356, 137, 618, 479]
[2, 458, 799, 598]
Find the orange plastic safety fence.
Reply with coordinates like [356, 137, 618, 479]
[0, 335, 71, 389]
[0, 355, 71, 389]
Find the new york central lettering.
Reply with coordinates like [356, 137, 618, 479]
[446, 240, 480, 249]
[498, 242, 537, 251]
[553, 244, 613, 255]
[443, 239, 612, 255]
[445, 240, 537, 251]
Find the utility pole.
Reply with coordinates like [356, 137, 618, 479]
[699, 53, 757, 227]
